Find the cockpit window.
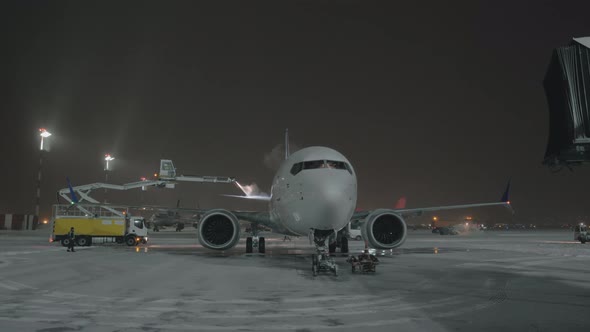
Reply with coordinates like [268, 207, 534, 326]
[290, 160, 353, 175]
[290, 162, 303, 175]
[327, 160, 353, 174]
[303, 160, 326, 169]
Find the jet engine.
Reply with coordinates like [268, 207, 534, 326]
[361, 209, 407, 249]
[198, 209, 241, 250]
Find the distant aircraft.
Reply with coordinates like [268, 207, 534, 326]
[148, 200, 198, 231]
[192, 130, 511, 258]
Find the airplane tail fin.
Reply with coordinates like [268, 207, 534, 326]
[394, 196, 407, 209]
[501, 178, 511, 203]
[66, 177, 79, 204]
[285, 128, 290, 160]
[500, 178, 514, 215]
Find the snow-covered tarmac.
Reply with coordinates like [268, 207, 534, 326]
[1, 229, 589, 331]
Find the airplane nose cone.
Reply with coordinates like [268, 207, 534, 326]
[315, 181, 355, 230]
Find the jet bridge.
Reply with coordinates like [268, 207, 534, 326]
[57, 159, 236, 215]
[543, 37, 590, 170]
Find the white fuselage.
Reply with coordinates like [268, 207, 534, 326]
[269, 147, 357, 236]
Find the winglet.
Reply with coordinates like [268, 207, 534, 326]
[501, 178, 511, 203]
[66, 177, 79, 204]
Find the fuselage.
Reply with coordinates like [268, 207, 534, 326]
[269, 147, 357, 236]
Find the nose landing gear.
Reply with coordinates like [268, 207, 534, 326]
[310, 229, 338, 276]
[246, 224, 265, 254]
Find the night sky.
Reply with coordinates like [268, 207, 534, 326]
[2, 1, 590, 224]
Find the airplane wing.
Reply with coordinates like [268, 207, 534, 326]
[221, 194, 272, 201]
[352, 180, 513, 220]
[71, 202, 279, 232]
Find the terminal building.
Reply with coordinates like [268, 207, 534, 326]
[0, 214, 39, 230]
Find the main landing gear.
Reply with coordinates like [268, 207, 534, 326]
[246, 224, 265, 254]
[311, 229, 338, 276]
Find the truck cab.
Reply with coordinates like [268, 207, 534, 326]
[574, 224, 588, 243]
[127, 217, 149, 245]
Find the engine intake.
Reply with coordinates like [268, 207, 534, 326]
[198, 209, 241, 250]
[361, 209, 407, 249]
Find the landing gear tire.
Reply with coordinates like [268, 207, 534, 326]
[340, 237, 349, 253]
[258, 237, 265, 253]
[76, 236, 89, 247]
[125, 236, 137, 246]
[328, 241, 336, 254]
[246, 237, 253, 253]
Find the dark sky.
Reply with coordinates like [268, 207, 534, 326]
[2, 1, 590, 224]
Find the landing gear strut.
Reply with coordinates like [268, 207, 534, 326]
[311, 229, 338, 276]
[246, 224, 265, 254]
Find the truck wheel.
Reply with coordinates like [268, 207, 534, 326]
[125, 236, 137, 246]
[582, 238, 587, 244]
[76, 237, 89, 247]
[115, 237, 124, 244]
[61, 238, 70, 247]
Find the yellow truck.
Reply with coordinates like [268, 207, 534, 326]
[51, 205, 148, 247]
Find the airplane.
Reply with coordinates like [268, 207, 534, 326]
[148, 200, 199, 231]
[191, 130, 511, 274]
[62, 131, 512, 275]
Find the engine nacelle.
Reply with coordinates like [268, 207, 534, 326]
[361, 209, 407, 249]
[198, 209, 241, 250]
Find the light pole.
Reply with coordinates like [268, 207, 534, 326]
[36, 128, 51, 218]
[104, 154, 114, 203]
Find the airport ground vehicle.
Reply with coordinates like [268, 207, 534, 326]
[574, 224, 590, 244]
[50, 205, 148, 247]
[438, 226, 459, 235]
[347, 220, 362, 240]
[347, 251, 379, 273]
